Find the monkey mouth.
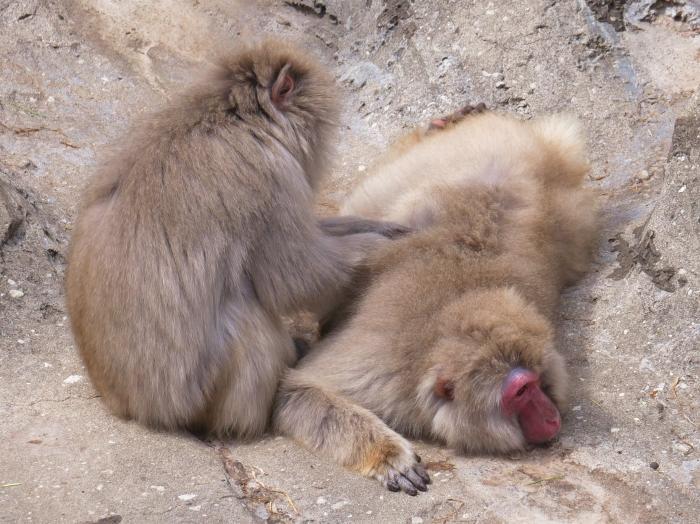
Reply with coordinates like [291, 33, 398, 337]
[519, 409, 561, 444]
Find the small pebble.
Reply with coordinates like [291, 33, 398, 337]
[495, 80, 507, 89]
[9, 289, 25, 298]
[650, 461, 659, 470]
[610, 427, 621, 433]
[678, 185, 686, 193]
[638, 169, 650, 180]
[412, 518, 424, 524]
[316, 497, 327, 505]
[178, 494, 196, 501]
[7, 279, 17, 286]
[332, 500, 349, 510]
[63, 375, 83, 384]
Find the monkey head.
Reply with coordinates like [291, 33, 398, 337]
[422, 287, 567, 454]
[215, 40, 339, 186]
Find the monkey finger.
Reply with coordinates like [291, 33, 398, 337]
[378, 222, 414, 239]
[414, 453, 421, 463]
[386, 478, 401, 492]
[428, 119, 447, 130]
[404, 468, 428, 492]
[413, 464, 431, 484]
[396, 474, 419, 496]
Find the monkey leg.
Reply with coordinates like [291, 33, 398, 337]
[199, 312, 297, 438]
[274, 373, 430, 495]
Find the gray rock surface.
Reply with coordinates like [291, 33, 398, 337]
[1, 1, 698, 522]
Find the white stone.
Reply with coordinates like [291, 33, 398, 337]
[9, 289, 24, 298]
[63, 375, 83, 384]
[178, 494, 196, 501]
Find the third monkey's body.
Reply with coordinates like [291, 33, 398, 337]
[275, 110, 599, 494]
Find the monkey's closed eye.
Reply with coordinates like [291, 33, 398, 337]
[516, 385, 527, 397]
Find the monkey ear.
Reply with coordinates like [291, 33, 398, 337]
[434, 377, 455, 401]
[271, 64, 295, 107]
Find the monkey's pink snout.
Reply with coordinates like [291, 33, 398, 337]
[502, 368, 562, 444]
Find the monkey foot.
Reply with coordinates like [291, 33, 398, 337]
[428, 102, 488, 131]
[383, 453, 431, 496]
[361, 440, 431, 495]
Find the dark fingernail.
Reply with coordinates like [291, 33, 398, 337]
[414, 453, 421, 463]
[403, 486, 417, 496]
[387, 481, 400, 492]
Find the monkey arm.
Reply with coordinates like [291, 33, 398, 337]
[274, 370, 430, 495]
[247, 203, 386, 317]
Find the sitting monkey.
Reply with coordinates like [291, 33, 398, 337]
[274, 106, 600, 494]
[65, 40, 408, 437]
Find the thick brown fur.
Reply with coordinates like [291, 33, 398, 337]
[274, 108, 600, 493]
[65, 40, 404, 438]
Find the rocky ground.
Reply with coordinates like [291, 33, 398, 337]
[1, 0, 698, 522]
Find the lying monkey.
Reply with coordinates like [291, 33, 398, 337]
[274, 106, 600, 494]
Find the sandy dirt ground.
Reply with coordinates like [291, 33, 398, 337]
[1, 1, 699, 522]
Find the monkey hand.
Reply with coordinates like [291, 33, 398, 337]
[428, 102, 487, 131]
[361, 437, 431, 496]
[320, 216, 412, 239]
[369, 220, 413, 239]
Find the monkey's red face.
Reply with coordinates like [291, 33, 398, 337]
[500, 367, 561, 444]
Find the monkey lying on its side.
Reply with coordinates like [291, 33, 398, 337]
[274, 107, 600, 494]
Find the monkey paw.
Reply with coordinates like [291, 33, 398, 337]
[383, 453, 431, 496]
[362, 439, 431, 495]
[428, 102, 487, 131]
[374, 221, 413, 240]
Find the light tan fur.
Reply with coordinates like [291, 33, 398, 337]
[65, 40, 406, 438]
[274, 109, 599, 493]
